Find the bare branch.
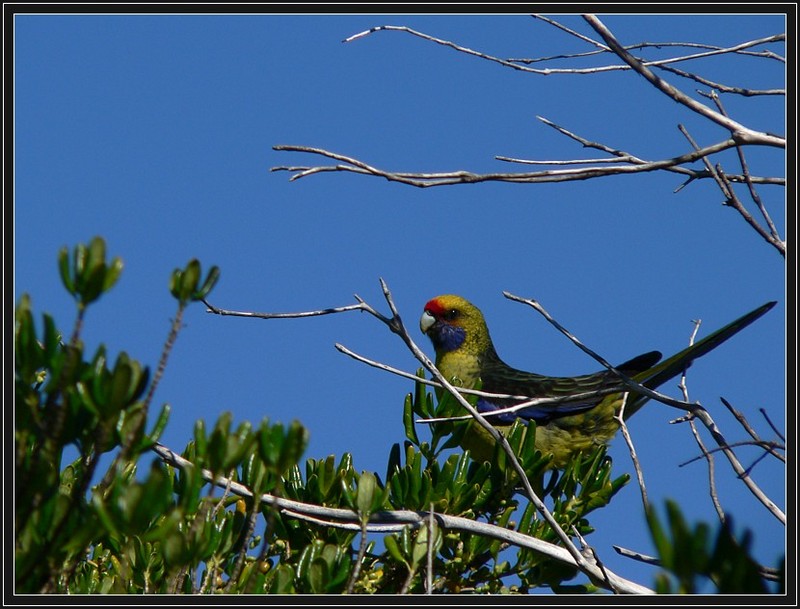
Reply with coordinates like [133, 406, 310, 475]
[613, 545, 661, 567]
[530, 14, 785, 70]
[759, 407, 785, 443]
[426, 504, 435, 595]
[416, 384, 630, 425]
[658, 61, 784, 96]
[203, 297, 366, 320]
[273, 139, 785, 189]
[583, 15, 784, 149]
[678, 440, 786, 468]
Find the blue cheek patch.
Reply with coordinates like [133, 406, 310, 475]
[432, 324, 466, 353]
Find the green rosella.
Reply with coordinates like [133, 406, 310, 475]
[419, 294, 775, 468]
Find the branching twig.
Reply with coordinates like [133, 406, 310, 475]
[583, 15, 784, 149]
[346, 21, 784, 90]
[720, 398, 786, 464]
[709, 91, 784, 244]
[615, 393, 648, 511]
[677, 124, 785, 257]
[272, 140, 783, 189]
[527, 116, 782, 187]
[670, 410, 786, 525]
[679, 319, 726, 524]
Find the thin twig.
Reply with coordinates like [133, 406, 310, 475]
[531, 15, 785, 68]
[614, 543, 782, 582]
[96, 302, 187, 494]
[759, 407, 785, 442]
[203, 298, 365, 319]
[680, 319, 726, 523]
[615, 393, 648, 511]
[345, 517, 369, 594]
[659, 61, 784, 96]
[678, 440, 786, 468]
[346, 21, 785, 86]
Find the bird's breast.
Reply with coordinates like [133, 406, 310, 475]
[437, 350, 482, 387]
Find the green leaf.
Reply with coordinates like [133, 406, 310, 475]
[308, 557, 329, 593]
[402, 393, 420, 446]
[385, 443, 402, 483]
[103, 257, 124, 292]
[355, 471, 378, 516]
[58, 246, 75, 294]
[196, 265, 220, 300]
[193, 419, 208, 459]
[383, 533, 410, 568]
[142, 403, 170, 448]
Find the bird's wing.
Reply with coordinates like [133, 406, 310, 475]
[477, 350, 660, 424]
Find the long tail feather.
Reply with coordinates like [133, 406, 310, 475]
[624, 300, 777, 418]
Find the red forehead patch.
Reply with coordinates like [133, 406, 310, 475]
[424, 298, 446, 315]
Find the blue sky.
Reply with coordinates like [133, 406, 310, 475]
[14, 12, 786, 592]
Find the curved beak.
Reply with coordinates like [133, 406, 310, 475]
[420, 310, 436, 334]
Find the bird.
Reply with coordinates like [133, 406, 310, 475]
[419, 294, 776, 468]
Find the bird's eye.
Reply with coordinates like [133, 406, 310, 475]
[444, 309, 459, 321]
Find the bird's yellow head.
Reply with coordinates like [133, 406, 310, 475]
[420, 294, 494, 356]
